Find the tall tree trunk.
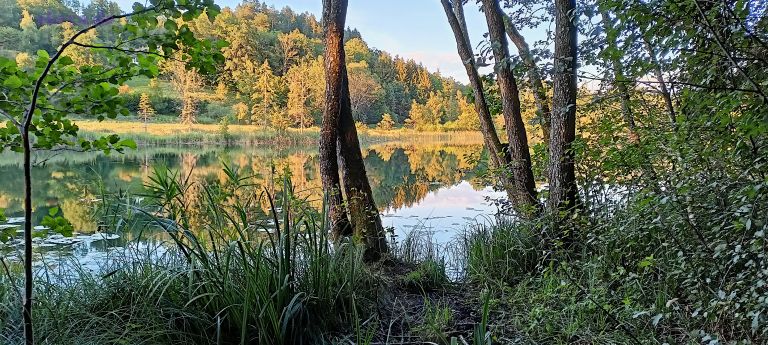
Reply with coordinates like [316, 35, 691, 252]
[481, 0, 540, 216]
[440, 0, 513, 196]
[548, 0, 579, 213]
[501, 13, 552, 143]
[642, 37, 677, 130]
[323, 0, 388, 260]
[321, 0, 351, 239]
[601, 15, 637, 136]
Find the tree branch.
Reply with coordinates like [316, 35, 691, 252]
[692, 0, 767, 103]
[70, 42, 175, 61]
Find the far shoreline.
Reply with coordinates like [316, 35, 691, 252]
[73, 119, 487, 146]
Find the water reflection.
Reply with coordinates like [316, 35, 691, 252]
[0, 143, 499, 264]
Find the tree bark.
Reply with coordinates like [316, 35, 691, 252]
[481, 0, 540, 216]
[548, 0, 579, 213]
[440, 0, 511, 185]
[321, 0, 351, 239]
[501, 12, 551, 143]
[323, 0, 388, 260]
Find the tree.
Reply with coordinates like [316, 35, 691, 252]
[548, 0, 579, 215]
[59, 21, 98, 68]
[440, 0, 518, 205]
[344, 37, 370, 63]
[347, 60, 383, 123]
[501, 9, 551, 143]
[232, 101, 249, 123]
[214, 82, 227, 101]
[481, 0, 539, 214]
[413, 67, 432, 100]
[15, 52, 33, 69]
[377, 113, 395, 130]
[322, 0, 387, 260]
[277, 29, 310, 74]
[19, 9, 37, 52]
[453, 90, 479, 130]
[165, 57, 203, 127]
[320, 0, 350, 239]
[407, 99, 435, 130]
[81, 0, 121, 25]
[138, 92, 155, 131]
[251, 59, 277, 126]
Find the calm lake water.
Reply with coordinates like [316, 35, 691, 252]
[0, 142, 505, 269]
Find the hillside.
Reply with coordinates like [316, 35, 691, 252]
[0, 0, 483, 131]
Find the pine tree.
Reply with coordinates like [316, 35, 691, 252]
[377, 113, 395, 130]
[138, 93, 155, 131]
[251, 60, 276, 127]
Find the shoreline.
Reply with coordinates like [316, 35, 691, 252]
[73, 119, 486, 147]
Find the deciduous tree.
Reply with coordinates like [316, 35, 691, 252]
[322, 0, 387, 260]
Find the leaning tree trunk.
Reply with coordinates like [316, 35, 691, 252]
[481, 0, 540, 216]
[501, 12, 552, 143]
[440, 0, 516, 199]
[601, 15, 638, 136]
[642, 37, 677, 130]
[323, 0, 388, 260]
[321, 0, 351, 239]
[548, 0, 579, 214]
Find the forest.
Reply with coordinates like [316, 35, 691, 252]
[0, 0, 766, 344]
[0, 0, 484, 131]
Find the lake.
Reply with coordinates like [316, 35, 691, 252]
[0, 142, 506, 269]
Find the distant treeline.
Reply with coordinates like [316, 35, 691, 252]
[0, 0, 486, 130]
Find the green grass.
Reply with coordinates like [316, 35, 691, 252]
[1, 157, 764, 344]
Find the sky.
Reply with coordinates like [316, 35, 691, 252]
[114, 0, 549, 83]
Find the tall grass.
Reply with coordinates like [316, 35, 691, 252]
[1, 165, 381, 344]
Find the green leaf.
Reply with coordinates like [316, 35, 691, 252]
[118, 139, 137, 150]
[48, 207, 59, 216]
[164, 19, 178, 32]
[59, 56, 74, 66]
[36, 50, 50, 60]
[3, 75, 22, 88]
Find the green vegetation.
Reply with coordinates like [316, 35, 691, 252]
[2, 0, 490, 132]
[0, 0, 766, 343]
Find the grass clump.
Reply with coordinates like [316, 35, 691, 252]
[1, 166, 381, 344]
[402, 259, 449, 292]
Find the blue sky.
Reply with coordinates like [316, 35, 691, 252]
[114, 0, 548, 82]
